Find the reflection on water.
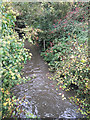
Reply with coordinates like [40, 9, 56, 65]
[12, 40, 82, 118]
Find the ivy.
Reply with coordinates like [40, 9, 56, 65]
[1, 2, 32, 118]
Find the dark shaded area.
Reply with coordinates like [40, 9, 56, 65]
[69, 83, 78, 90]
[14, 16, 26, 39]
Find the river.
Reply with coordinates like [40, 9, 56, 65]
[12, 40, 82, 119]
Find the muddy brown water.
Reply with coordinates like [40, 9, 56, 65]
[12, 40, 82, 118]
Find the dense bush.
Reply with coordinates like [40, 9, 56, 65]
[54, 40, 89, 116]
[12, 2, 70, 28]
[0, 3, 32, 118]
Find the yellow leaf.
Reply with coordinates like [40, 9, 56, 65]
[3, 102, 7, 106]
[0, 26, 2, 30]
[17, 74, 21, 78]
[6, 98, 9, 101]
[81, 59, 86, 63]
[9, 101, 11, 105]
[12, 76, 15, 79]
[1, 88, 4, 91]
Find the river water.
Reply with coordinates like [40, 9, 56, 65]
[12, 40, 82, 119]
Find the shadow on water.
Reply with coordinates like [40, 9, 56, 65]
[12, 40, 82, 118]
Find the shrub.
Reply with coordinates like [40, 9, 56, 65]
[1, 2, 32, 118]
[39, 2, 88, 71]
[54, 40, 89, 116]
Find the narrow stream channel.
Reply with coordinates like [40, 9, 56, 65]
[12, 40, 82, 119]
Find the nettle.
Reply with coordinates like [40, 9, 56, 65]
[1, 3, 32, 118]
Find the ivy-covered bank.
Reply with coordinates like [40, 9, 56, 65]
[0, 3, 32, 118]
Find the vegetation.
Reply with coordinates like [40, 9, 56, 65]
[39, 2, 89, 117]
[0, 2, 33, 118]
[0, 1, 89, 119]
